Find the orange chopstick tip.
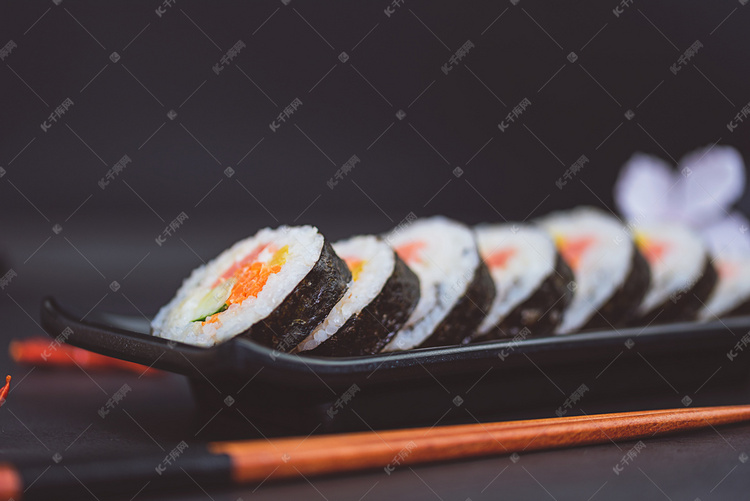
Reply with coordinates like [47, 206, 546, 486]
[9, 338, 162, 376]
[0, 375, 10, 407]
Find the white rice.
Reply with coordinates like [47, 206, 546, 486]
[151, 226, 323, 347]
[698, 215, 750, 320]
[475, 224, 557, 335]
[296, 235, 395, 352]
[383, 216, 479, 351]
[539, 207, 632, 334]
[635, 223, 707, 317]
[698, 259, 750, 320]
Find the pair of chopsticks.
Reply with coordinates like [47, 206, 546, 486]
[9, 338, 162, 375]
[4, 405, 750, 500]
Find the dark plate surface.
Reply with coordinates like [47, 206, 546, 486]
[40, 297, 750, 433]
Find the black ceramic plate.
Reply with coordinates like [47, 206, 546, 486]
[40, 297, 750, 433]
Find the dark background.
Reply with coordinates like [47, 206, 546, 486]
[2, 0, 750, 228]
[2, 1, 750, 500]
[2, 0, 749, 312]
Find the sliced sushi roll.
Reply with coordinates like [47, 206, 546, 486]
[473, 224, 573, 341]
[698, 259, 750, 320]
[382, 216, 495, 351]
[538, 207, 650, 334]
[698, 214, 750, 320]
[295, 235, 420, 357]
[633, 223, 717, 324]
[151, 225, 351, 350]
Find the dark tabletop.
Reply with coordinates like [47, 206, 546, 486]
[3, 0, 750, 498]
[1, 216, 749, 501]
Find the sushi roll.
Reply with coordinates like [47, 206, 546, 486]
[151, 225, 351, 351]
[473, 223, 573, 341]
[698, 260, 750, 320]
[698, 215, 750, 320]
[633, 223, 717, 324]
[382, 216, 495, 351]
[538, 207, 650, 333]
[295, 235, 420, 357]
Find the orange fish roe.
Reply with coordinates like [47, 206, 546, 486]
[556, 236, 595, 271]
[205, 246, 289, 324]
[227, 245, 289, 305]
[214, 243, 269, 287]
[636, 236, 669, 265]
[344, 258, 365, 282]
[485, 248, 517, 269]
[396, 241, 426, 264]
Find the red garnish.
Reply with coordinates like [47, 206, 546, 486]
[0, 375, 10, 407]
[640, 240, 669, 265]
[485, 248, 517, 269]
[9, 338, 162, 376]
[396, 241, 426, 264]
[557, 236, 595, 271]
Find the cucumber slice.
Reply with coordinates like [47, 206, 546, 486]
[191, 279, 235, 322]
[192, 303, 227, 323]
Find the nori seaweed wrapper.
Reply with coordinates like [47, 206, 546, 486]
[635, 257, 718, 325]
[582, 243, 651, 330]
[475, 252, 574, 342]
[243, 238, 351, 352]
[310, 253, 421, 357]
[419, 260, 496, 348]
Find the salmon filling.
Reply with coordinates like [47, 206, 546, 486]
[635, 234, 669, 265]
[197, 245, 289, 324]
[344, 258, 365, 282]
[485, 247, 517, 269]
[226, 246, 288, 305]
[396, 241, 425, 264]
[555, 235, 595, 271]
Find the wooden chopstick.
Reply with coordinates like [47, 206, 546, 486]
[221, 406, 713, 452]
[210, 405, 750, 482]
[5, 405, 750, 500]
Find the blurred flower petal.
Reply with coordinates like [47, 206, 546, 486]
[675, 146, 746, 228]
[701, 211, 750, 261]
[614, 152, 675, 224]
